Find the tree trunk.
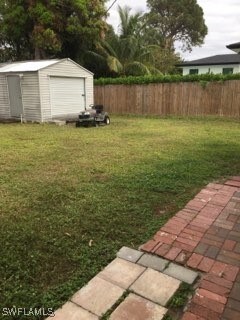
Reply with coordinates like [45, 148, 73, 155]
[34, 47, 47, 60]
[34, 47, 41, 60]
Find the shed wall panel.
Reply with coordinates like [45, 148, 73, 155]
[0, 74, 11, 118]
[21, 73, 41, 121]
[38, 59, 93, 121]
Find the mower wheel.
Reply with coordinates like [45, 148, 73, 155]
[76, 121, 82, 127]
[104, 116, 110, 125]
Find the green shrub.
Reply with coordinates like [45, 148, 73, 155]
[94, 73, 240, 85]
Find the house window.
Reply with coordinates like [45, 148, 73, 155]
[222, 68, 233, 75]
[189, 69, 199, 75]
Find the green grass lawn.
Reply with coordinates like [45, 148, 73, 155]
[0, 116, 240, 319]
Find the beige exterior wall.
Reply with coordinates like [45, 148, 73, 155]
[38, 59, 93, 121]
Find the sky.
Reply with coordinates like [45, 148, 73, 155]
[106, 0, 240, 61]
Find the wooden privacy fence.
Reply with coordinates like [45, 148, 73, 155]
[94, 80, 240, 117]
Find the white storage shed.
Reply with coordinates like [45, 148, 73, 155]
[0, 58, 94, 122]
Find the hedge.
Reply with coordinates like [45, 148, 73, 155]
[94, 73, 240, 86]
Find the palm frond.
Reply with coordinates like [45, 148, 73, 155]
[87, 50, 107, 64]
[125, 61, 151, 76]
[107, 56, 123, 73]
[147, 65, 162, 75]
[101, 40, 119, 58]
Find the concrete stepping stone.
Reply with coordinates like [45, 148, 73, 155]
[163, 263, 199, 284]
[45, 301, 98, 320]
[117, 246, 143, 263]
[130, 268, 181, 306]
[98, 257, 145, 289]
[137, 253, 169, 272]
[71, 276, 124, 317]
[110, 293, 167, 320]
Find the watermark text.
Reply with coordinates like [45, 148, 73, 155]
[2, 307, 55, 317]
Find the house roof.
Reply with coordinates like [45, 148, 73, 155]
[226, 42, 240, 50]
[178, 54, 240, 67]
[0, 59, 60, 72]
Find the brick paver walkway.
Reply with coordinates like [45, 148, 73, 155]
[141, 177, 240, 320]
[46, 177, 240, 320]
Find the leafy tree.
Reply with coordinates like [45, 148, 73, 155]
[0, 0, 107, 61]
[149, 47, 181, 74]
[146, 0, 208, 51]
[0, 1, 31, 60]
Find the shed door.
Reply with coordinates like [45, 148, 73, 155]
[7, 76, 23, 117]
[50, 77, 86, 116]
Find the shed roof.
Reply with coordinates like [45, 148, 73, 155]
[178, 54, 240, 67]
[0, 58, 94, 75]
[0, 59, 60, 73]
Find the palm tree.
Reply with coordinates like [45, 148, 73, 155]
[88, 6, 162, 77]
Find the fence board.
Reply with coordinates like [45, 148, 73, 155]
[94, 80, 240, 117]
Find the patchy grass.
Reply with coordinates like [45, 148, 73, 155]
[100, 290, 129, 320]
[166, 282, 194, 319]
[168, 283, 193, 308]
[0, 116, 240, 319]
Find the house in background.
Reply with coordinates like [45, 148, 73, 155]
[178, 42, 240, 75]
[226, 42, 240, 54]
[0, 58, 93, 122]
